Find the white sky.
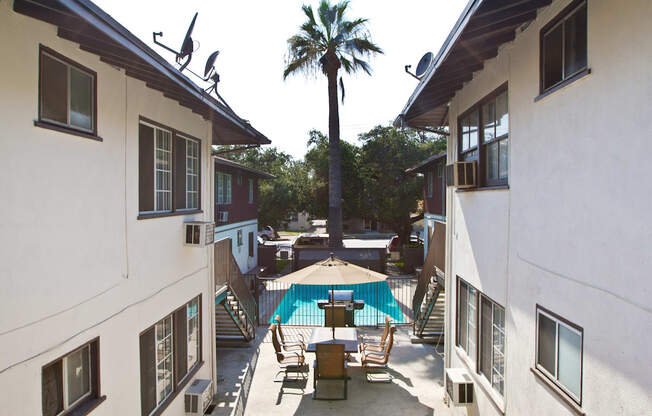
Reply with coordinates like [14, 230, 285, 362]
[94, 0, 467, 158]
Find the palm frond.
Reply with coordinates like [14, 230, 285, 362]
[345, 37, 384, 56]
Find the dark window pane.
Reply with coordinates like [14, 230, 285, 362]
[487, 142, 499, 181]
[499, 139, 509, 180]
[69, 67, 93, 130]
[483, 101, 495, 143]
[538, 314, 557, 375]
[468, 110, 479, 148]
[495, 92, 508, 138]
[42, 361, 64, 416]
[458, 282, 468, 349]
[480, 297, 492, 379]
[41, 54, 68, 124]
[543, 24, 564, 89]
[564, 5, 587, 77]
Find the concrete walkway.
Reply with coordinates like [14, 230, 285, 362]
[212, 326, 450, 416]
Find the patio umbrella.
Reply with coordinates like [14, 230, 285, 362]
[274, 254, 388, 338]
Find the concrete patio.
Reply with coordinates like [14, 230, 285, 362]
[211, 325, 450, 416]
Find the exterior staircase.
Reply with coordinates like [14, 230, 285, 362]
[415, 275, 445, 339]
[214, 239, 258, 347]
[412, 220, 446, 343]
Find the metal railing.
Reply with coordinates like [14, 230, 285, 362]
[256, 276, 416, 327]
[413, 220, 446, 326]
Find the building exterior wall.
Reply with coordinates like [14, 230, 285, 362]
[215, 164, 258, 225]
[214, 220, 259, 275]
[423, 159, 446, 217]
[443, 1, 652, 415]
[285, 211, 311, 231]
[0, 5, 217, 415]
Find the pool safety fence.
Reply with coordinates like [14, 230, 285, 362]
[255, 276, 417, 327]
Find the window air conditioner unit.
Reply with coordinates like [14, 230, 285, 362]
[446, 161, 476, 188]
[217, 211, 229, 223]
[184, 379, 213, 415]
[445, 368, 473, 405]
[184, 222, 215, 247]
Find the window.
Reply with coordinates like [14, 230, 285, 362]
[42, 339, 101, 416]
[216, 172, 232, 205]
[248, 231, 254, 257]
[536, 306, 583, 404]
[39, 46, 96, 134]
[155, 129, 173, 212]
[480, 296, 505, 396]
[248, 178, 254, 204]
[237, 230, 243, 247]
[138, 119, 202, 217]
[140, 296, 202, 416]
[237, 170, 242, 185]
[427, 171, 433, 198]
[458, 86, 509, 186]
[457, 279, 477, 361]
[541, 0, 587, 92]
[457, 277, 506, 398]
[437, 162, 443, 178]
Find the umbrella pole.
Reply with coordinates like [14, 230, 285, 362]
[331, 284, 335, 339]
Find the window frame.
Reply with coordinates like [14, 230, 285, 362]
[237, 229, 243, 247]
[41, 337, 104, 416]
[456, 277, 478, 362]
[427, 170, 433, 198]
[457, 83, 509, 187]
[37, 44, 99, 140]
[154, 127, 173, 213]
[248, 178, 254, 204]
[183, 137, 200, 210]
[216, 172, 232, 205]
[140, 295, 203, 416]
[479, 294, 505, 397]
[539, 0, 589, 95]
[535, 304, 584, 406]
[248, 231, 254, 257]
[137, 117, 203, 220]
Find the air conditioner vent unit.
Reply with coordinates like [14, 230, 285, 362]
[184, 222, 215, 247]
[184, 379, 213, 415]
[445, 368, 474, 405]
[445, 161, 476, 188]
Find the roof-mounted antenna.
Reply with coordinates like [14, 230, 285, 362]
[405, 51, 433, 80]
[152, 12, 198, 71]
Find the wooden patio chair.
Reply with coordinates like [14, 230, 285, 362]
[274, 315, 305, 351]
[361, 325, 397, 383]
[313, 343, 348, 400]
[359, 315, 392, 353]
[270, 324, 306, 382]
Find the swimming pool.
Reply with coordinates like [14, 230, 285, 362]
[269, 282, 408, 326]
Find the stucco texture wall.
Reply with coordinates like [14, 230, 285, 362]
[0, 5, 216, 415]
[445, 0, 652, 415]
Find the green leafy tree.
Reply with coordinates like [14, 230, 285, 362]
[358, 126, 446, 245]
[303, 130, 363, 220]
[215, 147, 309, 230]
[283, 0, 383, 247]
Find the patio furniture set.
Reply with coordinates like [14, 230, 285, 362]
[270, 314, 396, 400]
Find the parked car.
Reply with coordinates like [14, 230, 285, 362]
[387, 234, 424, 252]
[258, 226, 280, 241]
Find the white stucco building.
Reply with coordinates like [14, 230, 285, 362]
[0, 1, 268, 415]
[397, 0, 652, 415]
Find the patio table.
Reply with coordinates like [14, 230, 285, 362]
[306, 327, 359, 353]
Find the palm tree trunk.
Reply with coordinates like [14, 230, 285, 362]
[326, 68, 343, 248]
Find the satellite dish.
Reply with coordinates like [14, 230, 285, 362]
[404, 51, 434, 80]
[204, 50, 220, 78]
[152, 12, 199, 71]
[415, 52, 433, 78]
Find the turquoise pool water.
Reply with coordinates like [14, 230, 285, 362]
[269, 282, 407, 326]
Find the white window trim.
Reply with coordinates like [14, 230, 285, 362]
[58, 345, 92, 413]
[183, 137, 200, 210]
[186, 299, 199, 371]
[478, 297, 505, 397]
[153, 127, 172, 212]
[154, 315, 174, 410]
[535, 308, 583, 404]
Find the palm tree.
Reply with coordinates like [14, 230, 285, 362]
[283, 0, 383, 248]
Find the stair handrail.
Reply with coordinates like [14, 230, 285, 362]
[227, 251, 258, 332]
[412, 221, 446, 328]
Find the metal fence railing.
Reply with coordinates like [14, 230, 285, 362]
[256, 276, 416, 327]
